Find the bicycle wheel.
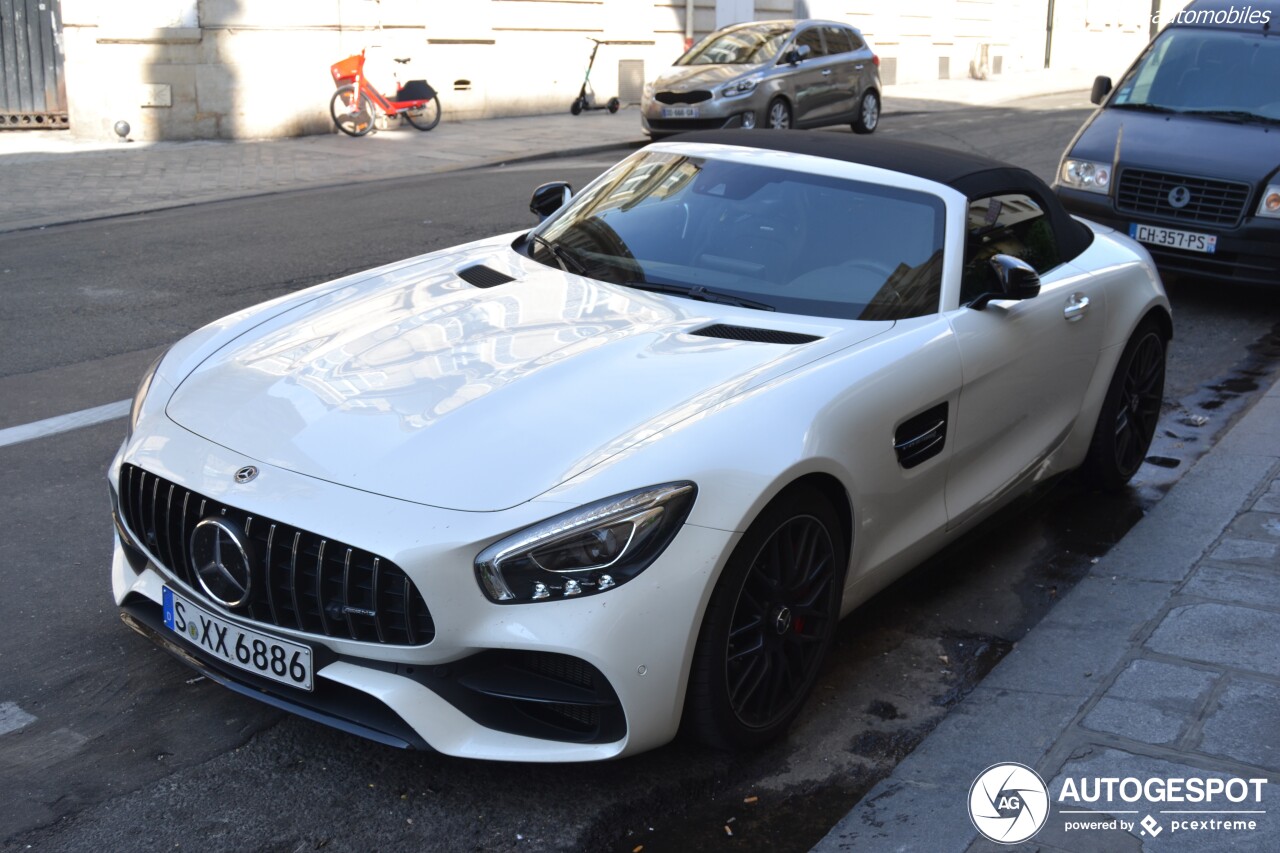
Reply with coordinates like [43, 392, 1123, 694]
[330, 85, 375, 137]
[404, 96, 441, 131]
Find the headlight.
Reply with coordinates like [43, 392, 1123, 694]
[1059, 157, 1112, 194]
[1258, 184, 1280, 218]
[124, 350, 167, 442]
[475, 482, 696, 603]
[642, 82, 654, 100]
[721, 77, 759, 98]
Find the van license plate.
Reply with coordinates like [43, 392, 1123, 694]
[1129, 223, 1217, 254]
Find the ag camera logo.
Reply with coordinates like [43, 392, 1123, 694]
[969, 762, 1050, 844]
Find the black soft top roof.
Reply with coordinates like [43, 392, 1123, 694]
[674, 130, 1094, 260]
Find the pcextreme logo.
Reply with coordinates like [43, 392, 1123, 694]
[969, 764, 1270, 845]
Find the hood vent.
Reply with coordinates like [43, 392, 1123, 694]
[691, 324, 821, 345]
[457, 264, 516, 289]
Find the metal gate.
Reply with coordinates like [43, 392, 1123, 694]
[0, 0, 67, 128]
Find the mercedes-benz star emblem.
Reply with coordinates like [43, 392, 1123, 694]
[1167, 186, 1192, 209]
[234, 465, 258, 484]
[189, 517, 253, 608]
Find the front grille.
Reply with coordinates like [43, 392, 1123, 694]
[118, 464, 435, 646]
[1116, 168, 1251, 227]
[655, 89, 712, 104]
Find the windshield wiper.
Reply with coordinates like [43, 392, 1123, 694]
[1111, 102, 1179, 114]
[621, 280, 775, 311]
[527, 233, 588, 275]
[1182, 109, 1279, 125]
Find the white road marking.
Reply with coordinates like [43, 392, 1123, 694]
[0, 701, 37, 735]
[0, 399, 129, 449]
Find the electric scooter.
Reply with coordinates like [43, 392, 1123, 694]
[570, 37, 621, 115]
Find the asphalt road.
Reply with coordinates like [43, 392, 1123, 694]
[1, 93, 1277, 852]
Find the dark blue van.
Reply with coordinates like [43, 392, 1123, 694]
[1054, 0, 1280, 284]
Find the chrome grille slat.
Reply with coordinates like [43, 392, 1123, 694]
[161, 484, 176, 575]
[118, 464, 434, 646]
[288, 531, 303, 632]
[342, 548, 357, 639]
[371, 557, 386, 644]
[315, 539, 331, 636]
[264, 523, 280, 626]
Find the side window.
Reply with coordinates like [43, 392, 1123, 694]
[848, 30, 867, 51]
[822, 26, 854, 55]
[793, 27, 826, 59]
[960, 193, 1063, 306]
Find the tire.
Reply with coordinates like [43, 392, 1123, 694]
[765, 97, 792, 130]
[330, 85, 375, 137]
[607, 97, 621, 114]
[852, 89, 880, 134]
[1081, 319, 1167, 491]
[683, 487, 847, 750]
[570, 97, 585, 115]
[404, 96, 441, 131]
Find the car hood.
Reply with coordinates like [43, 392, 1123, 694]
[1072, 108, 1280, 182]
[166, 246, 889, 511]
[653, 64, 758, 91]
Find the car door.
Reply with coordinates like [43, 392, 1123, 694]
[786, 26, 829, 125]
[818, 25, 862, 121]
[943, 192, 1108, 530]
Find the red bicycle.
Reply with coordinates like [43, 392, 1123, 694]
[329, 50, 440, 137]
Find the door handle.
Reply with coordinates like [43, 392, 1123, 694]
[1064, 294, 1090, 322]
[822, 69, 833, 76]
[854, 64, 865, 70]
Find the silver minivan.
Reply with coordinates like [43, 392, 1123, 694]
[641, 19, 882, 138]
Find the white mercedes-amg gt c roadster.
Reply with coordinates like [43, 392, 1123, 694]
[110, 131, 1170, 761]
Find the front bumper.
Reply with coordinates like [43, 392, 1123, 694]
[109, 422, 735, 761]
[1056, 187, 1280, 285]
[640, 94, 759, 136]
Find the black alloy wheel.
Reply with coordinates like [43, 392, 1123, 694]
[684, 488, 845, 749]
[1082, 319, 1167, 490]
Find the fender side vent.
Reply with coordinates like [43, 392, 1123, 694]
[691, 324, 821, 345]
[457, 265, 516, 289]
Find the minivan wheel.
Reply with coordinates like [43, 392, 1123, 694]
[766, 98, 792, 130]
[852, 90, 879, 134]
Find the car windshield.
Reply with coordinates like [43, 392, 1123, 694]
[526, 151, 947, 321]
[1110, 27, 1280, 121]
[677, 24, 792, 66]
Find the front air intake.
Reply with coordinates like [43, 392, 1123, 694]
[691, 324, 822, 345]
[457, 264, 516, 288]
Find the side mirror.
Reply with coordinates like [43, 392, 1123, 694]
[1090, 75, 1112, 105]
[970, 254, 1041, 310]
[530, 181, 572, 221]
[783, 43, 811, 65]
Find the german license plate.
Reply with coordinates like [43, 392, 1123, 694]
[661, 106, 699, 118]
[1129, 223, 1217, 254]
[163, 587, 313, 691]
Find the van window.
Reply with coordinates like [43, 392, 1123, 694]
[1112, 27, 1280, 119]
